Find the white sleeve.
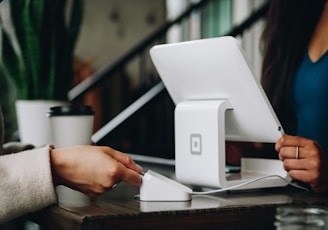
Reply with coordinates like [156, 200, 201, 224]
[0, 146, 57, 223]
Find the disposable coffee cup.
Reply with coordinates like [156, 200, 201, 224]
[47, 105, 95, 148]
[47, 105, 95, 207]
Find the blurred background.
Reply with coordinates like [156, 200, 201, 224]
[0, 0, 268, 160]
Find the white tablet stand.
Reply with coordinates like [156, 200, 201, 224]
[175, 100, 290, 190]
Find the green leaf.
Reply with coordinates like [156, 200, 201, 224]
[0, 13, 27, 99]
[2, 0, 84, 100]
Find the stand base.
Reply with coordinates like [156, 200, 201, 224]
[225, 158, 291, 190]
[174, 100, 290, 190]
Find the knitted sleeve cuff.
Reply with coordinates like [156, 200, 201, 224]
[0, 146, 57, 223]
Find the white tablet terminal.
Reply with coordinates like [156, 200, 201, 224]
[150, 36, 284, 143]
[149, 37, 290, 190]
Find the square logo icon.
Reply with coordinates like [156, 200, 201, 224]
[190, 134, 202, 155]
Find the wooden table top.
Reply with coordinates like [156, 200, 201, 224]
[28, 180, 328, 230]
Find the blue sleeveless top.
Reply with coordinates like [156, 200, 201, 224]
[292, 51, 328, 154]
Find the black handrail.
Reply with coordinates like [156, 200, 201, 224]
[68, 0, 212, 102]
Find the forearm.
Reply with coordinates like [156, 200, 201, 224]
[0, 146, 57, 223]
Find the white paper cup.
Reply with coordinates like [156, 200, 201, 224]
[48, 105, 95, 207]
[47, 105, 95, 148]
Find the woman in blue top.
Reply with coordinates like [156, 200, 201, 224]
[261, 0, 328, 193]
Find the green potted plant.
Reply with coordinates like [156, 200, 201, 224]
[0, 0, 84, 146]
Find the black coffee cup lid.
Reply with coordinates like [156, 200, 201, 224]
[47, 105, 95, 116]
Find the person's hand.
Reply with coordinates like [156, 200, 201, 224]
[50, 145, 143, 197]
[275, 135, 328, 193]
